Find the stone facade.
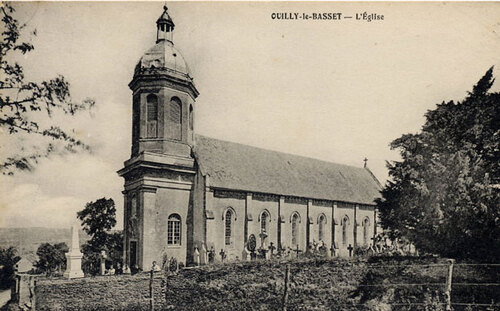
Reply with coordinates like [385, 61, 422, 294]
[118, 6, 381, 269]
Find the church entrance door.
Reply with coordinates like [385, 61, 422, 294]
[130, 241, 137, 268]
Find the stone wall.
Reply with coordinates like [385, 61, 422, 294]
[36, 273, 166, 311]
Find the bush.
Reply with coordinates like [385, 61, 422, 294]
[0, 247, 20, 290]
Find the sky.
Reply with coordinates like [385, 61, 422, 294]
[1, 1, 499, 229]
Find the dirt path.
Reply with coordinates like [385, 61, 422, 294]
[0, 289, 10, 308]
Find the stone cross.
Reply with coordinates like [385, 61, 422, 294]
[347, 244, 354, 257]
[364, 157, 368, 168]
[293, 245, 303, 258]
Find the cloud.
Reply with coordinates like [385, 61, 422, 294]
[0, 183, 80, 228]
[0, 152, 124, 229]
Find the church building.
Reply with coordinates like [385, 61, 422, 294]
[118, 6, 382, 269]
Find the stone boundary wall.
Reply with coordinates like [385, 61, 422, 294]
[36, 273, 167, 311]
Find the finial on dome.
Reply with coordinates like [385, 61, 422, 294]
[156, 4, 175, 43]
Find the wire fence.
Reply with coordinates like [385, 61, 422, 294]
[159, 260, 499, 311]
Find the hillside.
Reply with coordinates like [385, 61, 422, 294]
[0, 227, 90, 260]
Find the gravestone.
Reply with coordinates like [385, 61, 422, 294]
[219, 249, 226, 263]
[63, 223, 84, 279]
[194, 247, 200, 266]
[248, 234, 257, 260]
[241, 247, 249, 261]
[123, 264, 131, 274]
[331, 241, 339, 258]
[347, 244, 354, 257]
[200, 243, 208, 265]
[100, 250, 107, 275]
[208, 247, 215, 263]
[367, 246, 375, 256]
[293, 245, 303, 258]
[269, 242, 276, 257]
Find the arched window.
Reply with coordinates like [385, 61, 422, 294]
[363, 217, 370, 245]
[342, 216, 349, 246]
[146, 94, 158, 138]
[132, 93, 140, 144]
[167, 214, 181, 245]
[189, 105, 193, 130]
[318, 214, 326, 242]
[260, 211, 269, 234]
[169, 97, 182, 140]
[225, 209, 232, 246]
[291, 213, 300, 246]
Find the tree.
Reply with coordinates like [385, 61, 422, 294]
[77, 198, 116, 249]
[38, 242, 68, 274]
[77, 197, 122, 275]
[0, 246, 21, 289]
[377, 67, 500, 262]
[35, 242, 68, 275]
[0, 2, 94, 175]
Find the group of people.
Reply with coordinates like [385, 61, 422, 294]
[102, 262, 143, 276]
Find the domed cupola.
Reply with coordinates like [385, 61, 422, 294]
[130, 5, 198, 96]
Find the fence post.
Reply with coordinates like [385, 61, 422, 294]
[281, 264, 290, 311]
[164, 257, 168, 309]
[445, 259, 454, 311]
[149, 269, 154, 311]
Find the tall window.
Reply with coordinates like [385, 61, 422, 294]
[132, 94, 140, 145]
[363, 217, 370, 245]
[342, 216, 349, 246]
[167, 214, 181, 245]
[146, 94, 158, 138]
[225, 210, 232, 246]
[291, 213, 299, 246]
[130, 195, 137, 218]
[318, 214, 326, 242]
[189, 105, 193, 130]
[169, 97, 182, 140]
[260, 211, 268, 233]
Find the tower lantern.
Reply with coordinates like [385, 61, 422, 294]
[156, 5, 175, 43]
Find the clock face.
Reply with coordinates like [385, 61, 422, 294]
[248, 234, 257, 251]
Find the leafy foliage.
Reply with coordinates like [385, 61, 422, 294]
[377, 67, 500, 262]
[0, 2, 95, 175]
[0, 246, 20, 289]
[35, 242, 68, 275]
[77, 198, 116, 248]
[77, 198, 122, 275]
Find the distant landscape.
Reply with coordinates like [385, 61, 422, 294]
[0, 228, 90, 262]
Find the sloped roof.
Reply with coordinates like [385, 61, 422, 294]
[193, 135, 381, 205]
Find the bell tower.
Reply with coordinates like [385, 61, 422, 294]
[129, 5, 198, 158]
[119, 5, 199, 270]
